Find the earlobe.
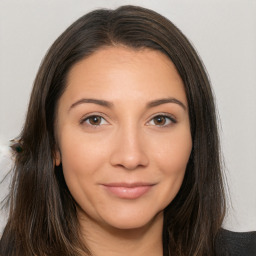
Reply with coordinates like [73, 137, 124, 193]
[54, 149, 61, 166]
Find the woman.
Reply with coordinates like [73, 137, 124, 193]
[0, 5, 227, 255]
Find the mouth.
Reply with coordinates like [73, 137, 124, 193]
[101, 182, 155, 199]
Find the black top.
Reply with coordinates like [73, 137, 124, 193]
[216, 229, 256, 256]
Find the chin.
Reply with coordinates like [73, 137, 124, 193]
[99, 208, 164, 231]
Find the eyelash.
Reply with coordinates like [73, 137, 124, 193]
[80, 113, 177, 127]
[147, 114, 177, 127]
[80, 114, 108, 127]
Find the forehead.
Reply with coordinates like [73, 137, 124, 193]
[62, 46, 187, 107]
[67, 46, 181, 82]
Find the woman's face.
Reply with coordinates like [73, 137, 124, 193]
[55, 46, 192, 230]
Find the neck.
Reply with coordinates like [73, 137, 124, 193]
[78, 212, 164, 256]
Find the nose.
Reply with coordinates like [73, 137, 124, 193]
[109, 126, 149, 170]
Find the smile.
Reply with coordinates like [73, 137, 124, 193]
[101, 183, 155, 199]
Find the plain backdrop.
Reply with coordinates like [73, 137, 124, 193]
[0, 0, 255, 233]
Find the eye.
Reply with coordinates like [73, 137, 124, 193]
[148, 114, 176, 127]
[82, 115, 108, 126]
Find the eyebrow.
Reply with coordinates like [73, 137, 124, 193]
[69, 97, 186, 111]
[69, 98, 114, 111]
[147, 98, 187, 110]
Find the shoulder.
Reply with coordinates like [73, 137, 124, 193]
[215, 228, 256, 256]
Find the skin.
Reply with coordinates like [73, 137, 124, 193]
[55, 46, 192, 256]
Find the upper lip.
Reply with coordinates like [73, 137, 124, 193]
[101, 182, 155, 188]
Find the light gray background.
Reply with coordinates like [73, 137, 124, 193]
[0, 0, 255, 233]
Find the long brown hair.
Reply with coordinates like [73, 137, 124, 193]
[0, 5, 225, 256]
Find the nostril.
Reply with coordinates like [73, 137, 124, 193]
[110, 145, 149, 170]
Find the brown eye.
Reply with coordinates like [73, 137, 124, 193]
[88, 116, 101, 125]
[83, 115, 107, 126]
[148, 114, 176, 127]
[153, 115, 167, 126]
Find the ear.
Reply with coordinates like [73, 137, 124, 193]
[54, 148, 61, 166]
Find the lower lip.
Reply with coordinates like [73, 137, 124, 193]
[103, 185, 153, 199]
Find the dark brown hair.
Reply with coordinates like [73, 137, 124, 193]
[0, 5, 225, 256]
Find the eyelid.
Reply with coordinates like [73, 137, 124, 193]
[80, 112, 109, 125]
[146, 113, 177, 126]
[79, 112, 177, 127]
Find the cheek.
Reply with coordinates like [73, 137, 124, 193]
[58, 130, 107, 196]
[154, 128, 192, 173]
[152, 129, 192, 200]
[59, 127, 108, 172]
[59, 136, 107, 216]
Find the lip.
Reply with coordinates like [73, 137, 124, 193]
[101, 182, 155, 199]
